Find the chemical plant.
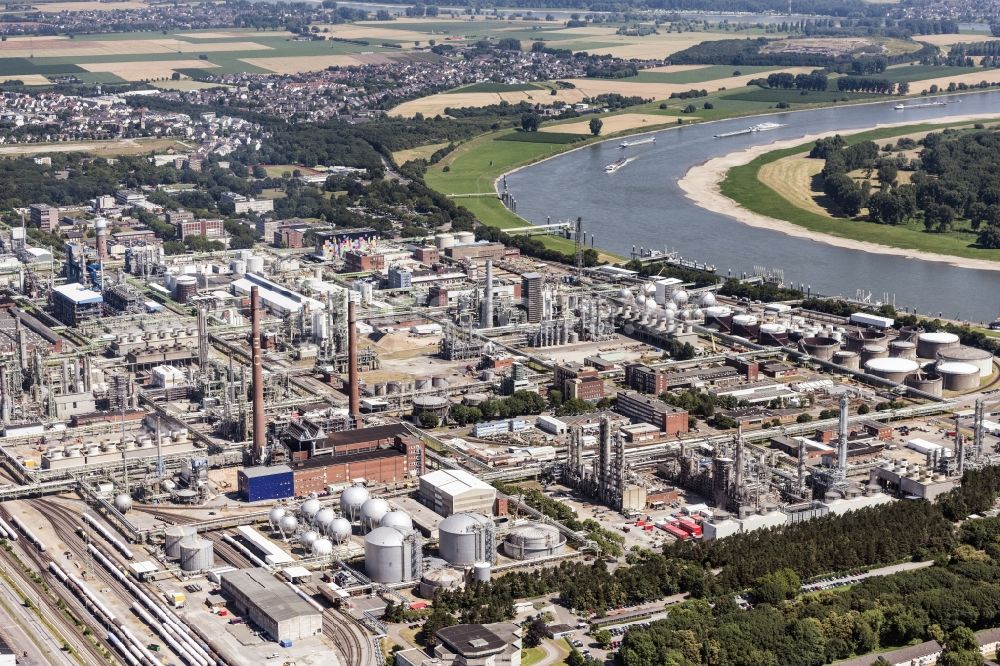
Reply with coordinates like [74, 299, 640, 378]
[0, 213, 997, 666]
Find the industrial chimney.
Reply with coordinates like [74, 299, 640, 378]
[481, 259, 494, 329]
[250, 286, 266, 463]
[348, 299, 360, 428]
[95, 218, 108, 261]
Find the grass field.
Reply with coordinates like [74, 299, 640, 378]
[627, 64, 781, 84]
[0, 137, 188, 157]
[544, 113, 674, 135]
[392, 142, 449, 164]
[720, 121, 1000, 261]
[881, 64, 990, 83]
[722, 87, 882, 103]
[496, 131, 589, 143]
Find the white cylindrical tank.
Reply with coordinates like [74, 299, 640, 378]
[360, 498, 390, 533]
[438, 513, 496, 566]
[247, 256, 265, 274]
[114, 494, 133, 514]
[936, 346, 994, 377]
[917, 331, 960, 359]
[340, 486, 370, 522]
[502, 522, 565, 560]
[329, 517, 352, 543]
[179, 538, 213, 572]
[164, 525, 197, 558]
[418, 568, 464, 598]
[864, 357, 919, 383]
[473, 562, 492, 583]
[936, 361, 980, 391]
[364, 526, 423, 583]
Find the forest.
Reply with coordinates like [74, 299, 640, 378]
[811, 129, 1000, 249]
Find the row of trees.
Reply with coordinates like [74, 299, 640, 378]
[759, 71, 829, 91]
[835, 76, 902, 94]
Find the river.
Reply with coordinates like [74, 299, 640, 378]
[504, 91, 1000, 322]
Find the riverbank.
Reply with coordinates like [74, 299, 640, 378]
[678, 114, 1000, 272]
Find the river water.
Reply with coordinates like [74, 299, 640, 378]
[504, 91, 1000, 321]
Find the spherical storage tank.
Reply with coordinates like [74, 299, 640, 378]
[179, 537, 214, 572]
[365, 526, 423, 583]
[380, 511, 413, 532]
[438, 512, 496, 566]
[300, 498, 321, 522]
[360, 498, 390, 532]
[312, 538, 334, 557]
[329, 517, 353, 544]
[314, 507, 335, 532]
[114, 494, 133, 514]
[936, 346, 994, 377]
[864, 357, 919, 383]
[502, 522, 566, 560]
[917, 331, 960, 359]
[279, 515, 299, 535]
[268, 506, 287, 528]
[340, 486, 370, 522]
[936, 361, 980, 391]
[300, 530, 319, 549]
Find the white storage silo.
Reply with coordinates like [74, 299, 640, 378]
[364, 526, 423, 583]
[179, 537, 213, 572]
[502, 522, 565, 560]
[438, 513, 496, 566]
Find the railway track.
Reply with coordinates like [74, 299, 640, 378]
[0, 503, 111, 666]
[322, 607, 369, 666]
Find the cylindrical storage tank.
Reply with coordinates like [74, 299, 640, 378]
[889, 340, 917, 360]
[415, 378, 431, 391]
[865, 357, 919, 383]
[380, 511, 413, 532]
[438, 513, 496, 566]
[418, 568, 465, 598]
[502, 522, 566, 560]
[860, 344, 889, 365]
[832, 350, 860, 370]
[917, 331, 960, 359]
[846, 329, 887, 352]
[329, 517, 352, 544]
[434, 233, 455, 249]
[173, 276, 198, 304]
[360, 498, 390, 533]
[364, 526, 422, 583]
[340, 486, 370, 522]
[246, 256, 265, 274]
[431, 376, 449, 388]
[731, 314, 759, 339]
[231, 259, 247, 276]
[757, 323, 788, 347]
[386, 382, 403, 395]
[114, 494, 133, 514]
[704, 306, 733, 332]
[473, 561, 492, 583]
[897, 325, 925, 342]
[905, 371, 943, 398]
[412, 395, 449, 422]
[179, 537, 213, 572]
[164, 525, 197, 558]
[800, 336, 840, 362]
[936, 361, 980, 391]
[936, 346, 994, 377]
[455, 231, 475, 246]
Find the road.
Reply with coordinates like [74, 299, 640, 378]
[0, 571, 75, 666]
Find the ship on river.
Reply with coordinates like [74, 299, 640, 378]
[620, 137, 656, 148]
[894, 101, 948, 110]
[714, 122, 785, 138]
[605, 157, 632, 173]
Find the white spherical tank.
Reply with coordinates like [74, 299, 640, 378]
[340, 486, 370, 521]
[671, 289, 689, 306]
[268, 506, 287, 528]
[114, 494, 133, 514]
[312, 537, 334, 557]
[360, 498, 390, 532]
[329, 517, 352, 543]
[698, 292, 717, 308]
[300, 498, 321, 522]
[314, 508, 335, 531]
[300, 530, 319, 549]
[279, 515, 298, 534]
[380, 511, 413, 532]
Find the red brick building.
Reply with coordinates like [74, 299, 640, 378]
[344, 251, 385, 273]
[614, 390, 689, 436]
[624, 364, 669, 395]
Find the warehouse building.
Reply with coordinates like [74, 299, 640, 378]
[238, 465, 294, 502]
[419, 469, 496, 517]
[220, 568, 322, 643]
[396, 622, 521, 666]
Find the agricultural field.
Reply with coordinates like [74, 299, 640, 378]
[544, 112, 674, 135]
[905, 70, 1000, 92]
[392, 142, 449, 165]
[0, 29, 431, 82]
[0, 137, 187, 157]
[913, 33, 1000, 50]
[445, 82, 547, 93]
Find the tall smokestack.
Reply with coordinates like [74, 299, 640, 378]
[348, 299, 360, 428]
[250, 286, 266, 463]
[482, 259, 494, 329]
[95, 219, 108, 261]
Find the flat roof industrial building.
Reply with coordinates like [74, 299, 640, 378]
[419, 469, 496, 517]
[220, 568, 322, 643]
